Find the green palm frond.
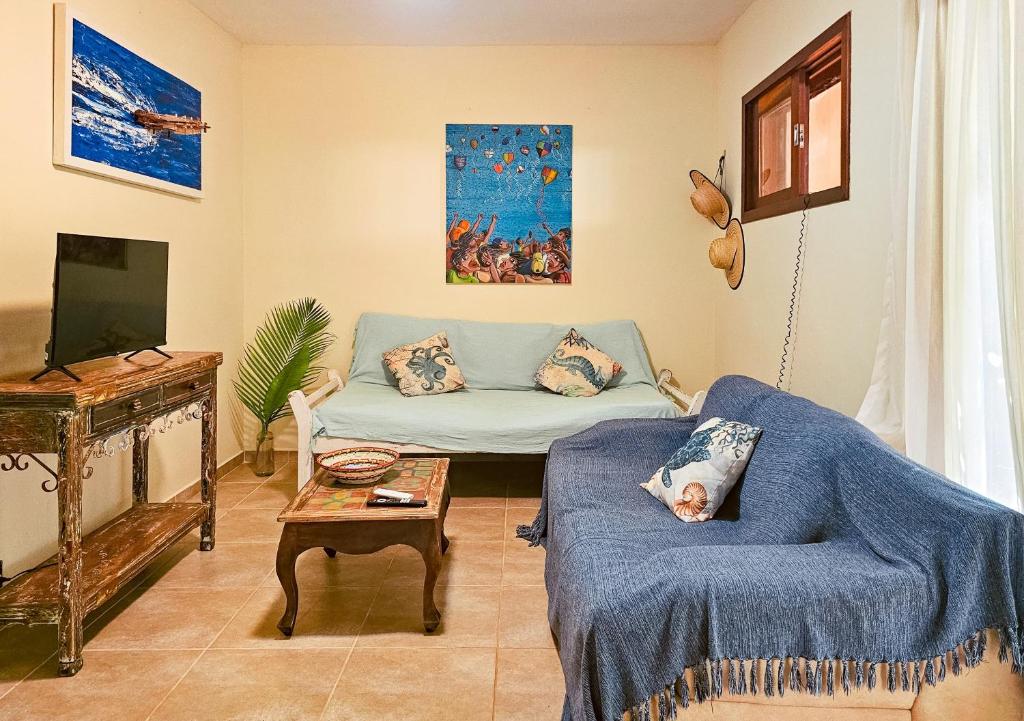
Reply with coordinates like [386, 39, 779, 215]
[234, 298, 335, 436]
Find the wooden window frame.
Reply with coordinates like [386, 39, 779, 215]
[741, 13, 851, 223]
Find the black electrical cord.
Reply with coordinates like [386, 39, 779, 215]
[777, 196, 812, 391]
[0, 560, 58, 588]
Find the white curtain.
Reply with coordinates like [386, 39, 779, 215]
[857, 0, 1024, 509]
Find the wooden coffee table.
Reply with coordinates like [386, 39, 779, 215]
[275, 457, 450, 636]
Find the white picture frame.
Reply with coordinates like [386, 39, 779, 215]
[52, 3, 205, 199]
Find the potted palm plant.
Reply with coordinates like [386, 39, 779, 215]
[235, 298, 334, 476]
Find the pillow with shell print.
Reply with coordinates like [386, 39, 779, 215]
[382, 332, 466, 397]
[535, 328, 622, 397]
[642, 417, 762, 522]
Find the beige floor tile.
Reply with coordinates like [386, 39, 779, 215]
[0, 650, 197, 721]
[261, 548, 393, 589]
[87, 587, 253, 650]
[505, 507, 540, 542]
[215, 507, 285, 543]
[498, 586, 555, 649]
[502, 543, 546, 586]
[384, 540, 503, 587]
[494, 647, 565, 721]
[0, 626, 55, 700]
[220, 464, 269, 483]
[357, 585, 499, 648]
[212, 587, 374, 649]
[234, 481, 297, 510]
[211, 482, 261, 510]
[323, 647, 495, 721]
[149, 648, 348, 721]
[144, 541, 277, 588]
[443, 507, 506, 542]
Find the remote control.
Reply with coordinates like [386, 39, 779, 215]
[367, 497, 428, 508]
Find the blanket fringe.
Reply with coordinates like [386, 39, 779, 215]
[625, 626, 1023, 719]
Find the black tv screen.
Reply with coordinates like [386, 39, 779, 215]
[46, 234, 169, 368]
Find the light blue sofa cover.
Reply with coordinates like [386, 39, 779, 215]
[312, 313, 681, 454]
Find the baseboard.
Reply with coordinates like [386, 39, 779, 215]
[242, 449, 298, 464]
[168, 451, 244, 503]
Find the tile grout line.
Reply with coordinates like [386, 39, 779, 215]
[316, 555, 395, 721]
[491, 479, 511, 721]
[142, 561, 277, 720]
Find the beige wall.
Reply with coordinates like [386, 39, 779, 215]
[0, 0, 244, 573]
[241, 45, 722, 446]
[713, 0, 899, 415]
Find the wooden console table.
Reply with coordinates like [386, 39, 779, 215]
[0, 351, 221, 676]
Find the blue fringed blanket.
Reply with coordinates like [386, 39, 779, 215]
[517, 376, 1024, 721]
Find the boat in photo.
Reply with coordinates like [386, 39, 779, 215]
[132, 110, 210, 137]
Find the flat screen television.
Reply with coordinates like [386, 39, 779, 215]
[36, 234, 169, 380]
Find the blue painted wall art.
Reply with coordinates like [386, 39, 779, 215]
[55, 9, 206, 196]
[446, 124, 572, 284]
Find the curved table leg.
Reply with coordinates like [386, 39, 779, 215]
[276, 527, 301, 637]
[420, 541, 442, 632]
[440, 532, 450, 555]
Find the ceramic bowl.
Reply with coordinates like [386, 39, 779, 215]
[316, 447, 399, 485]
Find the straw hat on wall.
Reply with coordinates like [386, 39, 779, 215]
[689, 169, 731, 229]
[709, 219, 745, 290]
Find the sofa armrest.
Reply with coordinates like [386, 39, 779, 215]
[656, 369, 706, 415]
[288, 369, 345, 489]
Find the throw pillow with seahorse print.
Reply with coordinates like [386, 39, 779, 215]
[535, 328, 623, 397]
[642, 416, 763, 523]
[383, 332, 466, 397]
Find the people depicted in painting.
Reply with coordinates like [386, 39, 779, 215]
[447, 213, 572, 284]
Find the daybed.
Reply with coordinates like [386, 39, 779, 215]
[518, 375, 1024, 721]
[288, 312, 705, 488]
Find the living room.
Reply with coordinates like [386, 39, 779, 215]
[0, 1, 1021, 720]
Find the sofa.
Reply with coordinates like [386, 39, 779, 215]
[518, 375, 1024, 721]
[287, 312, 705, 487]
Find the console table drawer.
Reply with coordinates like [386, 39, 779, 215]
[163, 371, 214, 405]
[91, 388, 161, 434]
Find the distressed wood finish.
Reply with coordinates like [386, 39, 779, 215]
[132, 429, 149, 504]
[0, 352, 222, 676]
[199, 376, 217, 551]
[276, 459, 450, 636]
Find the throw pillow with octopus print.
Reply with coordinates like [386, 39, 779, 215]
[535, 328, 622, 397]
[641, 417, 762, 522]
[382, 332, 466, 397]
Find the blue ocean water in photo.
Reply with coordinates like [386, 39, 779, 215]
[445, 124, 572, 253]
[70, 19, 202, 190]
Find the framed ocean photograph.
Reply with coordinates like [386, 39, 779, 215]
[53, 4, 208, 198]
[445, 124, 573, 284]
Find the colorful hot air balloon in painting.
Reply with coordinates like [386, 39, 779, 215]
[444, 123, 573, 285]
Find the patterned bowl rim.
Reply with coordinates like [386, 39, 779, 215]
[316, 447, 400, 473]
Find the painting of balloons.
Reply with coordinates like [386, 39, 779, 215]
[446, 124, 573, 284]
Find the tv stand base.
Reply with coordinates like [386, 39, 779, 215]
[29, 366, 82, 383]
[124, 348, 173, 361]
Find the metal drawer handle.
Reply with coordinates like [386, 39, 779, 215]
[130, 399, 143, 412]
[189, 381, 200, 391]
